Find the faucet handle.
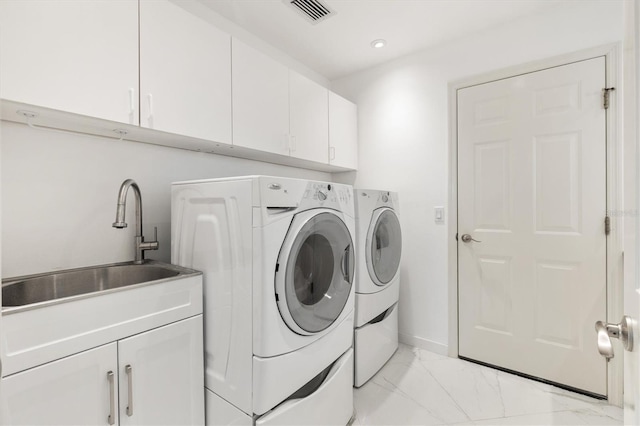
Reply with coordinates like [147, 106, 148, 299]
[139, 226, 159, 252]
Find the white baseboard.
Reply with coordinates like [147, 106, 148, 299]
[398, 332, 449, 356]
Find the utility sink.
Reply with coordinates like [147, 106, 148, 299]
[1, 260, 203, 377]
[3, 263, 180, 307]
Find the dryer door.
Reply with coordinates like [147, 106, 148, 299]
[366, 207, 402, 286]
[275, 210, 354, 335]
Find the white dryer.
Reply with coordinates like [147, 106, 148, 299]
[171, 176, 355, 425]
[353, 189, 402, 387]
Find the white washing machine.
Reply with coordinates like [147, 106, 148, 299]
[171, 176, 355, 425]
[353, 189, 402, 387]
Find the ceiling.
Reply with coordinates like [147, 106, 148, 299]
[199, 0, 568, 80]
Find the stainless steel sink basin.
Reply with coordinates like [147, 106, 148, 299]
[2, 261, 197, 309]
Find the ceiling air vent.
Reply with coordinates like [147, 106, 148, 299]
[284, 0, 335, 25]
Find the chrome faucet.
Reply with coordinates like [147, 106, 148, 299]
[112, 179, 159, 264]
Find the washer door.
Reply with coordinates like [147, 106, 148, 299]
[275, 210, 354, 335]
[366, 207, 402, 286]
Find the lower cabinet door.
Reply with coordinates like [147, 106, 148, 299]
[118, 315, 205, 426]
[0, 343, 119, 426]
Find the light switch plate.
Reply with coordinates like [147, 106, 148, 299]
[435, 206, 445, 224]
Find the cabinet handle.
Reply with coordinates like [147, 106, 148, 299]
[330, 146, 336, 160]
[125, 364, 134, 417]
[147, 94, 154, 125]
[107, 371, 116, 425]
[128, 88, 135, 115]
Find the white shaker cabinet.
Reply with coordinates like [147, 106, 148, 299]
[0, 317, 204, 426]
[329, 92, 358, 170]
[118, 316, 205, 426]
[232, 38, 290, 156]
[289, 71, 329, 163]
[1, 343, 119, 426]
[232, 39, 331, 164]
[0, 0, 139, 125]
[139, 0, 232, 143]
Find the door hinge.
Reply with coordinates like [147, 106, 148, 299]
[603, 87, 615, 110]
[605, 216, 611, 236]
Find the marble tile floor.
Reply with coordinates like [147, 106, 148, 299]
[353, 344, 622, 425]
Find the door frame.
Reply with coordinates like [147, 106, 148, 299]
[447, 44, 623, 405]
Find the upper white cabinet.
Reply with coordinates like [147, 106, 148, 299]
[289, 71, 329, 163]
[0, 0, 139, 125]
[232, 39, 332, 164]
[0, 2, 357, 171]
[232, 38, 290, 156]
[139, 0, 232, 143]
[329, 92, 358, 170]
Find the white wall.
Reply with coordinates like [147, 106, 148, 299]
[331, 1, 625, 353]
[1, 121, 330, 278]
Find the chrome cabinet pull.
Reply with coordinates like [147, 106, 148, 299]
[126, 364, 134, 417]
[107, 371, 115, 425]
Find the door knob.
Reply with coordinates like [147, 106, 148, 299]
[595, 316, 634, 359]
[461, 234, 481, 243]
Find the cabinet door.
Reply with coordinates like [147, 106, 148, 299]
[118, 316, 205, 426]
[140, 0, 232, 143]
[1, 343, 118, 426]
[289, 71, 329, 163]
[329, 92, 358, 169]
[232, 38, 290, 155]
[0, 0, 139, 125]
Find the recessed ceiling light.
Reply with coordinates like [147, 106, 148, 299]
[371, 39, 386, 49]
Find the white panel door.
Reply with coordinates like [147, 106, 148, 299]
[232, 38, 290, 155]
[458, 57, 607, 395]
[329, 92, 358, 169]
[118, 316, 205, 426]
[0, 0, 139, 125]
[139, 0, 232, 143]
[0, 343, 118, 426]
[289, 71, 329, 163]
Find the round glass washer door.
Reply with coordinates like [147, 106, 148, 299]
[366, 207, 402, 286]
[275, 210, 354, 335]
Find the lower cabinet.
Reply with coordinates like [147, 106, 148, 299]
[118, 316, 204, 425]
[1, 342, 118, 425]
[1, 316, 204, 426]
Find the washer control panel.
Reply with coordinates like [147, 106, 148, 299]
[258, 176, 354, 217]
[299, 182, 353, 214]
[304, 183, 335, 202]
